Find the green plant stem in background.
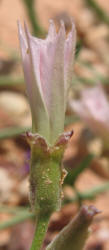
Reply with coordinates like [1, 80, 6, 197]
[0, 76, 24, 87]
[0, 206, 28, 214]
[85, 0, 109, 25]
[79, 181, 109, 199]
[75, 40, 83, 59]
[73, 75, 109, 86]
[64, 181, 109, 204]
[64, 154, 94, 186]
[23, 0, 44, 36]
[0, 126, 30, 140]
[0, 211, 34, 230]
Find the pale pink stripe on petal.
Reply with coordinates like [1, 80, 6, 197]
[47, 21, 66, 144]
[18, 22, 50, 142]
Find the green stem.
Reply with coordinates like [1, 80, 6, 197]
[31, 216, 49, 250]
[73, 186, 82, 207]
[0, 182, 109, 231]
[30, 144, 62, 250]
[30, 149, 61, 213]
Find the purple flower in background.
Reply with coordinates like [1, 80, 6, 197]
[24, 150, 30, 174]
[18, 20, 76, 145]
[71, 84, 109, 142]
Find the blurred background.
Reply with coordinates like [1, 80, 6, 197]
[0, 0, 109, 249]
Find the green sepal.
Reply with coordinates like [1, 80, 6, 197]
[26, 130, 73, 215]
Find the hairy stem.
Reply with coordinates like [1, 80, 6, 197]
[30, 143, 62, 250]
[31, 215, 49, 250]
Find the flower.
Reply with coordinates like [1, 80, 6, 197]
[18, 20, 76, 145]
[71, 84, 109, 142]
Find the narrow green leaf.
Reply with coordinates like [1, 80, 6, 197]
[64, 154, 94, 186]
[0, 126, 31, 140]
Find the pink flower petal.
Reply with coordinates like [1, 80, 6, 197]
[71, 85, 109, 141]
[18, 20, 76, 145]
[18, 22, 50, 141]
[25, 21, 66, 144]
